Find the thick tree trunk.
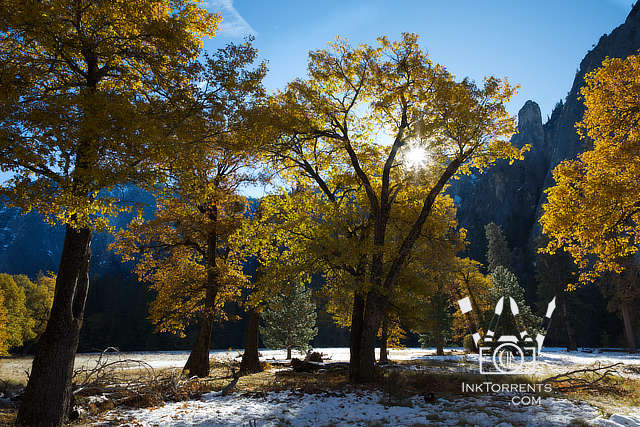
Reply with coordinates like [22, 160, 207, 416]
[286, 347, 292, 360]
[620, 300, 637, 353]
[17, 226, 92, 426]
[184, 211, 218, 378]
[349, 292, 365, 381]
[379, 315, 389, 363]
[183, 284, 215, 377]
[558, 293, 577, 352]
[240, 310, 263, 374]
[353, 290, 385, 383]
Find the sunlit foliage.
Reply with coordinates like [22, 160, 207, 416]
[541, 51, 640, 286]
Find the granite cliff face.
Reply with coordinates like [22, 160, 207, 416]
[450, 2, 640, 297]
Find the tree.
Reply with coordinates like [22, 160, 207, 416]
[0, 274, 34, 350]
[535, 241, 579, 351]
[262, 33, 523, 381]
[600, 257, 640, 353]
[16, 273, 56, 339]
[112, 39, 265, 378]
[485, 222, 512, 273]
[0, 287, 8, 355]
[0, 1, 219, 423]
[452, 258, 492, 331]
[541, 51, 640, 286]
[489, 266, 542, 337]
[260, 284, 318, 359]
[0, 273, 55, 353]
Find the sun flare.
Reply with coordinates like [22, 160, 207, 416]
[403, 145, 429, 170]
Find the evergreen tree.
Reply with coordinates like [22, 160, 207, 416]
[485, 222, 512, 273]
[489, 266, 542, 336]
[260, 285, 318, 359]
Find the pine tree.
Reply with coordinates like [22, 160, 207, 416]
[485, 223, 512, 273]
[489, 266, 542, 336]
[260, 285, 318, 359]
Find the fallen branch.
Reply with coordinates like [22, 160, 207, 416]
[542, 362, 624, 393]
[221, 367, 239, 396]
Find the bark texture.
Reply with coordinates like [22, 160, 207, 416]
[621, 300, 637, 353]
[240, 310, 263, 374]
[348, 293, 365, 381]
[17, 226, 92, 426]
[184, 207, 218, 377]
[558, 293, 578, 352]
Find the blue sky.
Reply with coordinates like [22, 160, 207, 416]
[205, 0, 632, 119]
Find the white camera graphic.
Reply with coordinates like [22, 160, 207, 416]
[458, 295, 556, 375]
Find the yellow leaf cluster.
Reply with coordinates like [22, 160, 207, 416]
[541, 51, 640, 286]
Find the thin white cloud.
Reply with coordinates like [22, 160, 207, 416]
[207, 0, 257, 38]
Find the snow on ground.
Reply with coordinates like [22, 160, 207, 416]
[3, 347, 639, 382]
[97, 390, 640, 427]
[83, 347, 639, 426]
[3, 347, 640, 381]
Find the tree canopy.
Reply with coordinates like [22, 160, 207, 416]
[541, 51, 640, 286]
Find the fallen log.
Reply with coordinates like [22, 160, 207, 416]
[290, 358, 324, 372]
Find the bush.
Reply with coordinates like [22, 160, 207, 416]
[463, 334, 477, 353]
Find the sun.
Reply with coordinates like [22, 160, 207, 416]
[403, 145, 429, 170]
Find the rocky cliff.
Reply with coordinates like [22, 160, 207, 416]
[450, 2, 640, 299]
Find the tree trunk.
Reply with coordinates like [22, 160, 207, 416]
[558, 293, 577, 352]
[183, 287, 215, 377]
[184, 210, 218, 378]
[353, 290, 385, 383]
[240, 310, 263, 374]
[286, 347, 292, 360]
[464, 281, 482, 331]
[434, 313, 444, 356]
[620, 300, 637, 353]
[379, 315, 389, 363]
[17, 226, 92, 427]
[349, 292, 365, 381]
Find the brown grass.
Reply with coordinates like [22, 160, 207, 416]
[2, 356, 639, 425]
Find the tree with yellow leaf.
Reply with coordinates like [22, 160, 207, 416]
[542, 51, 640, 284]
[0, 1, 219, 423]
[112, 39, 266, 378]
[541, 52, 640, 353]
[0, 287, 8, 356]
[262, 33, 523, 381]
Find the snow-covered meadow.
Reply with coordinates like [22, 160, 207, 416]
[4, 347, 640, 426]
[63, 347, 639, 426]
[97, 390, 640, 427]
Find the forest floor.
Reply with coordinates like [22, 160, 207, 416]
[1, 348, 640, 426]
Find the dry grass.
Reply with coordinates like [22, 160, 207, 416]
[2, 355, 639, 425]
[560, 376, 640, 415]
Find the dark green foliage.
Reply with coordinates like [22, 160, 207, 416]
[260, 284, 318, 356]
[490, 266, 542, 336]
[485, 222, 512, 273]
